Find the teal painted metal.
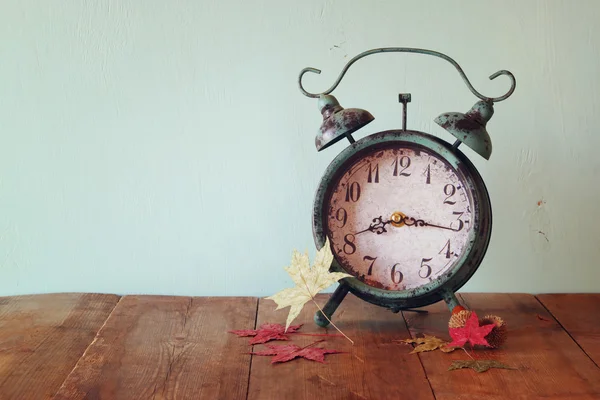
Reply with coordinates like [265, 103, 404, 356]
[311, 130, 492, 317]
[298, 47, 516, 102]
[435, 100, 495, 160]
[297, 47, 515, 327]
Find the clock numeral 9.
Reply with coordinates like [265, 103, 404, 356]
[443, 184, 457, 205]
[392, 156, 411, 177]
[391, 263, 404, 284]
[335, 208, 348, 228]
[343, 234, 356, 255]
[419, 258, 433, 279]
[345, 182, 361, 202]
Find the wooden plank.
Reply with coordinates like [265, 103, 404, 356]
[54, 295, 257, 400]
[248, 293, 435, 400]
[537, 294, 600, 366]
[403, 293, 600, 400]
[0, 293, 119, 400]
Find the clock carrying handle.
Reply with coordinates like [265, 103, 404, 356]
[298, 47, 516, 103]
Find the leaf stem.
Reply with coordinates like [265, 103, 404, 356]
[299, 339, 325, 350]
[311, 298, 354, 345]
[294, 333, 344, 337]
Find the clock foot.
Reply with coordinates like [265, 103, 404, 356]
[442, 289, 462, 312]
[314, 283, 349, 327]
[403, 308, 429, 314]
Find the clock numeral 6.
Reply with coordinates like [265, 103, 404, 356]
[343, 234, 356, 255]
[419, 258, 433, 279]
[391, 263, 404, 284]
[345, 182, 361, 202]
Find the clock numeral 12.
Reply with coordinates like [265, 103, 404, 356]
[392, 156, 411, 177]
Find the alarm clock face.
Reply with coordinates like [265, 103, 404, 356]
[314, 130, 491, 302]
[325, 143, 475, 291]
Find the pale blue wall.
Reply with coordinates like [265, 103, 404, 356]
[1, 0, 599, 296]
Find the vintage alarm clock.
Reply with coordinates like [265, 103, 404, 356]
[297, 48, 516, 326]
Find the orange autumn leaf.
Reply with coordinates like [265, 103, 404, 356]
[396, 334, 457, 354]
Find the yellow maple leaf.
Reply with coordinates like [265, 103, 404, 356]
[266, 238, 352, 332]
[396, 334, 457, 354]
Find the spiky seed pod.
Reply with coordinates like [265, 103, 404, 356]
[479, 315, 507, 348]
[449, 310, 472, 329]
[451, 305, 466, 315]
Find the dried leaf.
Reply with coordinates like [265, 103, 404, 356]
[448, 360, 516, 373]
[447, 311, 495, 348]
[229, 323, 302, 345]
[266, 238, 352, 331]
[397, 334, 454, 354]
[250, 343, 344, 364]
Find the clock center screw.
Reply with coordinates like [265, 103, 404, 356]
[390, 211, 407, 228]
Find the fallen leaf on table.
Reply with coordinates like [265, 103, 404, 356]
[266, 238, 352, 336]
[448, 360, 516, 373]
[447, 311, 495, 348]
[229, 323, 302, 345]
[396, 334, 457, 354]
[250, 342, 344, 364]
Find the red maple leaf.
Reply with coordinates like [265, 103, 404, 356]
[250, 342, 344, 363]
[229, 323, 302, 345]
[448, 311, 495, 348]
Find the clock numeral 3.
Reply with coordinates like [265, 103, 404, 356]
[367, 163, 379, 183]
[343, 234, 356, 255]
[335, 208, 348, 228]
[443, 184, 457, 205]
[392, 156, 411, 177]
[391, 263, 404, 284]
[452, 211, 466, 232]
[345, 182, 361, 202]
[363, 256, 377, 275]
[419, 258, 433, 278]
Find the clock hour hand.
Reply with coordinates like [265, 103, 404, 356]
[354, 216, 392, 235]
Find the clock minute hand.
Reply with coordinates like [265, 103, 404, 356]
[403, 215, 460, 232]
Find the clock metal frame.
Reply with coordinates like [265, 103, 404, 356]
[312, 129, 492, 322]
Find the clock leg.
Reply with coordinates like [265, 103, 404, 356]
[442, 289, 462, 312]
[314, 283, 349, 327]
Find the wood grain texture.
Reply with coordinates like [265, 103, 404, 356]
[537, 294, 600, 367]
[54, 296, 257, 400]
[0, 293, 119, 400]
[403, 293, 600, 400]
[248, 293, 434, 400]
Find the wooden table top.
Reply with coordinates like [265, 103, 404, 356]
[0, 292, 598, 399]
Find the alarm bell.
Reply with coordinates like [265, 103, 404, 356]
[434, 100, 494, 160]
[315, 94, 374, 151]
